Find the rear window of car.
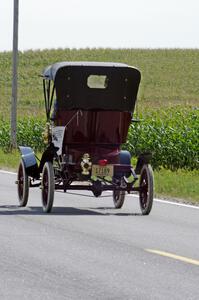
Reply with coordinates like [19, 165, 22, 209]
[87, 75, 108, 89]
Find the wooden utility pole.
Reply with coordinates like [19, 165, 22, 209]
[11, 0, 19, 148]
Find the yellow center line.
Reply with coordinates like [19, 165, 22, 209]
[145, 249, 199, 266]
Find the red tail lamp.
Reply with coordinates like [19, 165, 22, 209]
[98, 159, 108, 166]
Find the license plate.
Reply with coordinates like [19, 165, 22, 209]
[92, 164, 113, 177]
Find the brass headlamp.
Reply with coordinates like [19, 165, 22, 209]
[81, 153, 92, 175]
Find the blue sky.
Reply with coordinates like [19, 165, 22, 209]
[0, 0, 198, 51]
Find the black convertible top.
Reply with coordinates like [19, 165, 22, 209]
[42, 61, 141, 112]
[43, 61, 133, 80]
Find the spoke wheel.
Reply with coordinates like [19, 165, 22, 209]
[113, 190, 125, 209]
[41, 162, 55, 213]
[139, 164, 154, 215]
[17, 159, 29, 207]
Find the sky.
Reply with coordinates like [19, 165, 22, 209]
[0, 0, 199, 51]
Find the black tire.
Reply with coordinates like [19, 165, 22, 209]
[17, 159, 29, 207]
[41, 162, 55, 213]
[113, 150, 130, 209]
[113, 190, 125, 209]
[139, 164, 154, 215]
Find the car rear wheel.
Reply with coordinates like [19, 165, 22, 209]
[41, 161, 55, 213]
[17, 159, 29, 207]
[113, 190, 125, 209]
[139, 164, 154, 215]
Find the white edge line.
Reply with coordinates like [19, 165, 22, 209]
[130, 194, 199, 210]
[154, 198, 199, 209]
[0, 169, 198, 210]
[0, 170, 17, 175]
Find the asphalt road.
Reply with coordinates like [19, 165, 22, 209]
[0, 171, 199, 300]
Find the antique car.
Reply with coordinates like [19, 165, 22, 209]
[16, 61, 154, 214]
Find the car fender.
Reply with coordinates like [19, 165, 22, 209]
[135, 152, 152, 174]
[19, 146, 39, 178]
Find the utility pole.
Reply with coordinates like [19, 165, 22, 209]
[11, 0, 19, 148]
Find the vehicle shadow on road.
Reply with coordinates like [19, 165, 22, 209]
[94, 207, 142, 216]
[57, 191, 111, 198]
[0, 205, 103, 216]
[0, 205, 142, 216]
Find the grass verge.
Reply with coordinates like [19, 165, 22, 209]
[0, 150, 20, 172]
[154, 169, 199, 204]
[0, 150, 198, 205]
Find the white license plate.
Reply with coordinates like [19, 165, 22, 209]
[92, 164, 113, 177]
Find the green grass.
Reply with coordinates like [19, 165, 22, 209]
[0, 48, 199, 118]
[0, 149, 20, 171]
[154, 169, 199, 204]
